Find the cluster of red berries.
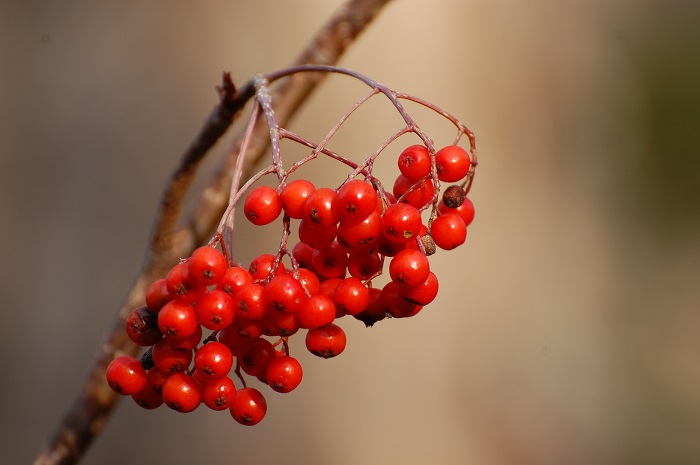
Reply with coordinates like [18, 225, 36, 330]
[106, 143, 475, 426]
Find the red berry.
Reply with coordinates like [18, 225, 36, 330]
[232, 283, 267, 320]
[232, 316, 265, 339]
[216, 266, 254, 297]
[297, 294, 336, 329]
[188, 246, 227, 286]
[131, 382, 164, 410]
[381, 203, 423, 244]
[296, 268, 321, 296]
[291, 242, 314, 268]
[303, 187, 340, 227]
[338, 211, 381, 248]
[380, 281, 422, 318]
[430, 213, 467, 250]
[165, 262, 205, 303]
[157, 300, 199, 339]
[305, 323, 347, 358]
[298, 219, 338, 249]
[438, 196, 475, 227]
[145, 278, 172, 313]
[435, 145, 471, 182]
[201, 376, 236, 411]
[162, 373, 202, 413]
[399, 271, 439, 305]
[106, 355, 147, 395]
[194, 341, 234, 380]
[397, 145, 431, 182]
[280, 179, 316, 219]
[265, 273, 306, 313]
[311, 241, 348, 279]
[244, 186, 282, 226]
[196, 290, 234, 330]
[249, 254, 285, 281]
[333, 277, 370, 316]
[151, 338, 193, 373]
[218, 327, 255, 356]
[353, 287, 386, 327]
[168, 325, 202, 350]
[389, 249, 430, 288]
[266, 356, 303, 393]
[240, 338, 276, 377]
[337, 179, 378, 222]
[393, 174, 435, 209]
[263, 310, 300, 337]
[230, 388, 267, 425]
[347, 249, 382, 280]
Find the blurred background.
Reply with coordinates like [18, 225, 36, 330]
[2, 0, 699, 464]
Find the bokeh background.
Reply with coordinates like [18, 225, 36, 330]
[2, 1, 699, 464]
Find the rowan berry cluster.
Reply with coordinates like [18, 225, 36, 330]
[106, 66, 477, 426]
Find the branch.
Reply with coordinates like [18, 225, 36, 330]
[33, 1, 392, 464]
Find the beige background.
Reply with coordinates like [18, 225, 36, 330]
[2, 1, 699, 464]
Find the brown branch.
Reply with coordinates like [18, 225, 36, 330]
[32, 1, 392, 464]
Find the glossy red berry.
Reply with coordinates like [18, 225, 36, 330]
[297, 294, 336, 329]
[217, 266, 254, 297]
[430, 213, 467, 250]
[305, 323, 347, 358]
[230, 387, 267, 426]
[201, 376, 236, 411]
[131, 382, 164, 410]
[265, 273, 306, 313]
[240, 338, 276, 377]
[145, 278, 172, 313]
[165, 262, 205, 303]
[296, 268, 321, 296]
[266, 355, 303, 393]
[303, 187, 340, 227]
[244, 186, 282, 226]
[194, 341, 234, 380]
[381, 203, 423, 244]
[435, 145, 471, 182]
[249, 254, 285, 281]
[311, 241, 348, 279]
[232, 283, 267, 320]
[389, 249, 430, 288]
[353, 287, 386, 327]
[280, 179, 316, 219]
[337, 179, 378, 222]
[106, 355, 147, 395]
[393, 174, 435, 209]
[157, 300, 199, 339]
[298, 219, 338, 250]
[151, 338, 193, 373]
[380, 281, 422, 318]
[291, 241, 314, 268]
[347, 249, 382, 280]
[438, 196, 475, 227]
[338, 211, 381, 248]
[397, 145, 431, 182]
[162, 373, 202, 413]
[196, 290, 234, 330]
[333, 277, 370, 316]
[263, 310, 300, 337]
[399, 271, 439, 305]
[189, 246, 228, 286]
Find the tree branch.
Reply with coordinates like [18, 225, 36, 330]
[33, 1, 391, 464]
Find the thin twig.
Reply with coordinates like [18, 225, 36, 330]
[33, 1, 392, 464]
